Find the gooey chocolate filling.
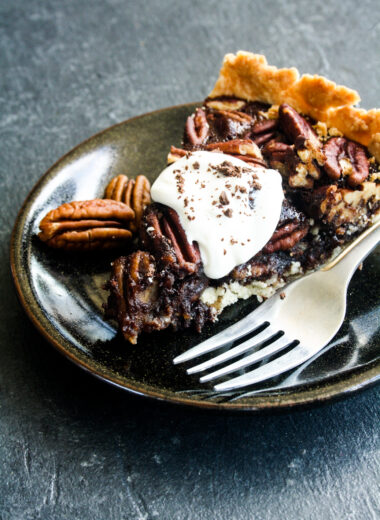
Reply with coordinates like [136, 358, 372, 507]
[106, 97, 379, 343]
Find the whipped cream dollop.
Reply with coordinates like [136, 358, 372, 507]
[151, 151, 284, 279]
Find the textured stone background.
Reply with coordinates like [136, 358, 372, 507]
[1, 1, 379, 519]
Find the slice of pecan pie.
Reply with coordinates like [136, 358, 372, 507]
[106, 52, 380, 344]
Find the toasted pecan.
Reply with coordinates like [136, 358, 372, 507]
[323, 137, 369, 187]
[38, 199, 134, 250]
[105, 174, 151, 231]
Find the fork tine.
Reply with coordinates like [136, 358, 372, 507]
[173, 297, 277, 364]
[213, 341, 316, 391]
[200, 334, 294, 383]
[173, 320, 262, 365]
[187, 325, 275, 375]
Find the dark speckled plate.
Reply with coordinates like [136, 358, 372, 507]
[10, 103, 380, 411]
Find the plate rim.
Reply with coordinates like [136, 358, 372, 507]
[10, 103, 380, 412]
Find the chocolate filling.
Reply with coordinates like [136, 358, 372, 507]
[106, 97, 380, 343]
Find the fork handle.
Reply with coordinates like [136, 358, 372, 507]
[321, 219, 380, 283]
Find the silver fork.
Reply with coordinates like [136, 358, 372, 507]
[173, 220, 380, 392]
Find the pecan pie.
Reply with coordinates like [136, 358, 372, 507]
[105, 52, 380, 344]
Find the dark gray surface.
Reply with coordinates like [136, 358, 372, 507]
[1, 1, 379, 518]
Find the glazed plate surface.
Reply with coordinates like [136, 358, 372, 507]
[10, 103, 380, 411]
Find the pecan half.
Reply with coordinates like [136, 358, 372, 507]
[250, 119, 278, 146]
[263, 141, 297, 176]
[38, 199, 134, 250]
[204, 98, 247, 112]
[107, 252, 159, 344]
[279, 104, 320, 152]
[252, 132, 277, 147]
[279, 104, 324, 188]
[163, 209, 201, 264]
[263, 141, 295, 163]
[251, 119, 278, 135]
[167, 141, 267, 167]
[323, 137, 369, 187]
[185, 108, 209, 145]
[263, 224, 309, 253]
[142, 204, 200, 273]
[105, 174, 151, 231]
[216, 109, 252, 124]
[231, 260, 273, 281]
[263, 200, 309, 253]
[206, 138, 260, 156]
[167, 145, 188, 164]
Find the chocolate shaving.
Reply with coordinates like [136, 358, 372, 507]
[249, 175, 262, 190]
[214, 160, 242, 177]
[219, 191, 229, 205]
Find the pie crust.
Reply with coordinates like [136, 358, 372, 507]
[209, 51, 380, 159]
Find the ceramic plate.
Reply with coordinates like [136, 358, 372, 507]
[10, 103, 380, 411]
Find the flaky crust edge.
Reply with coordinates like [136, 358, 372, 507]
[209, 51, 380, 161]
